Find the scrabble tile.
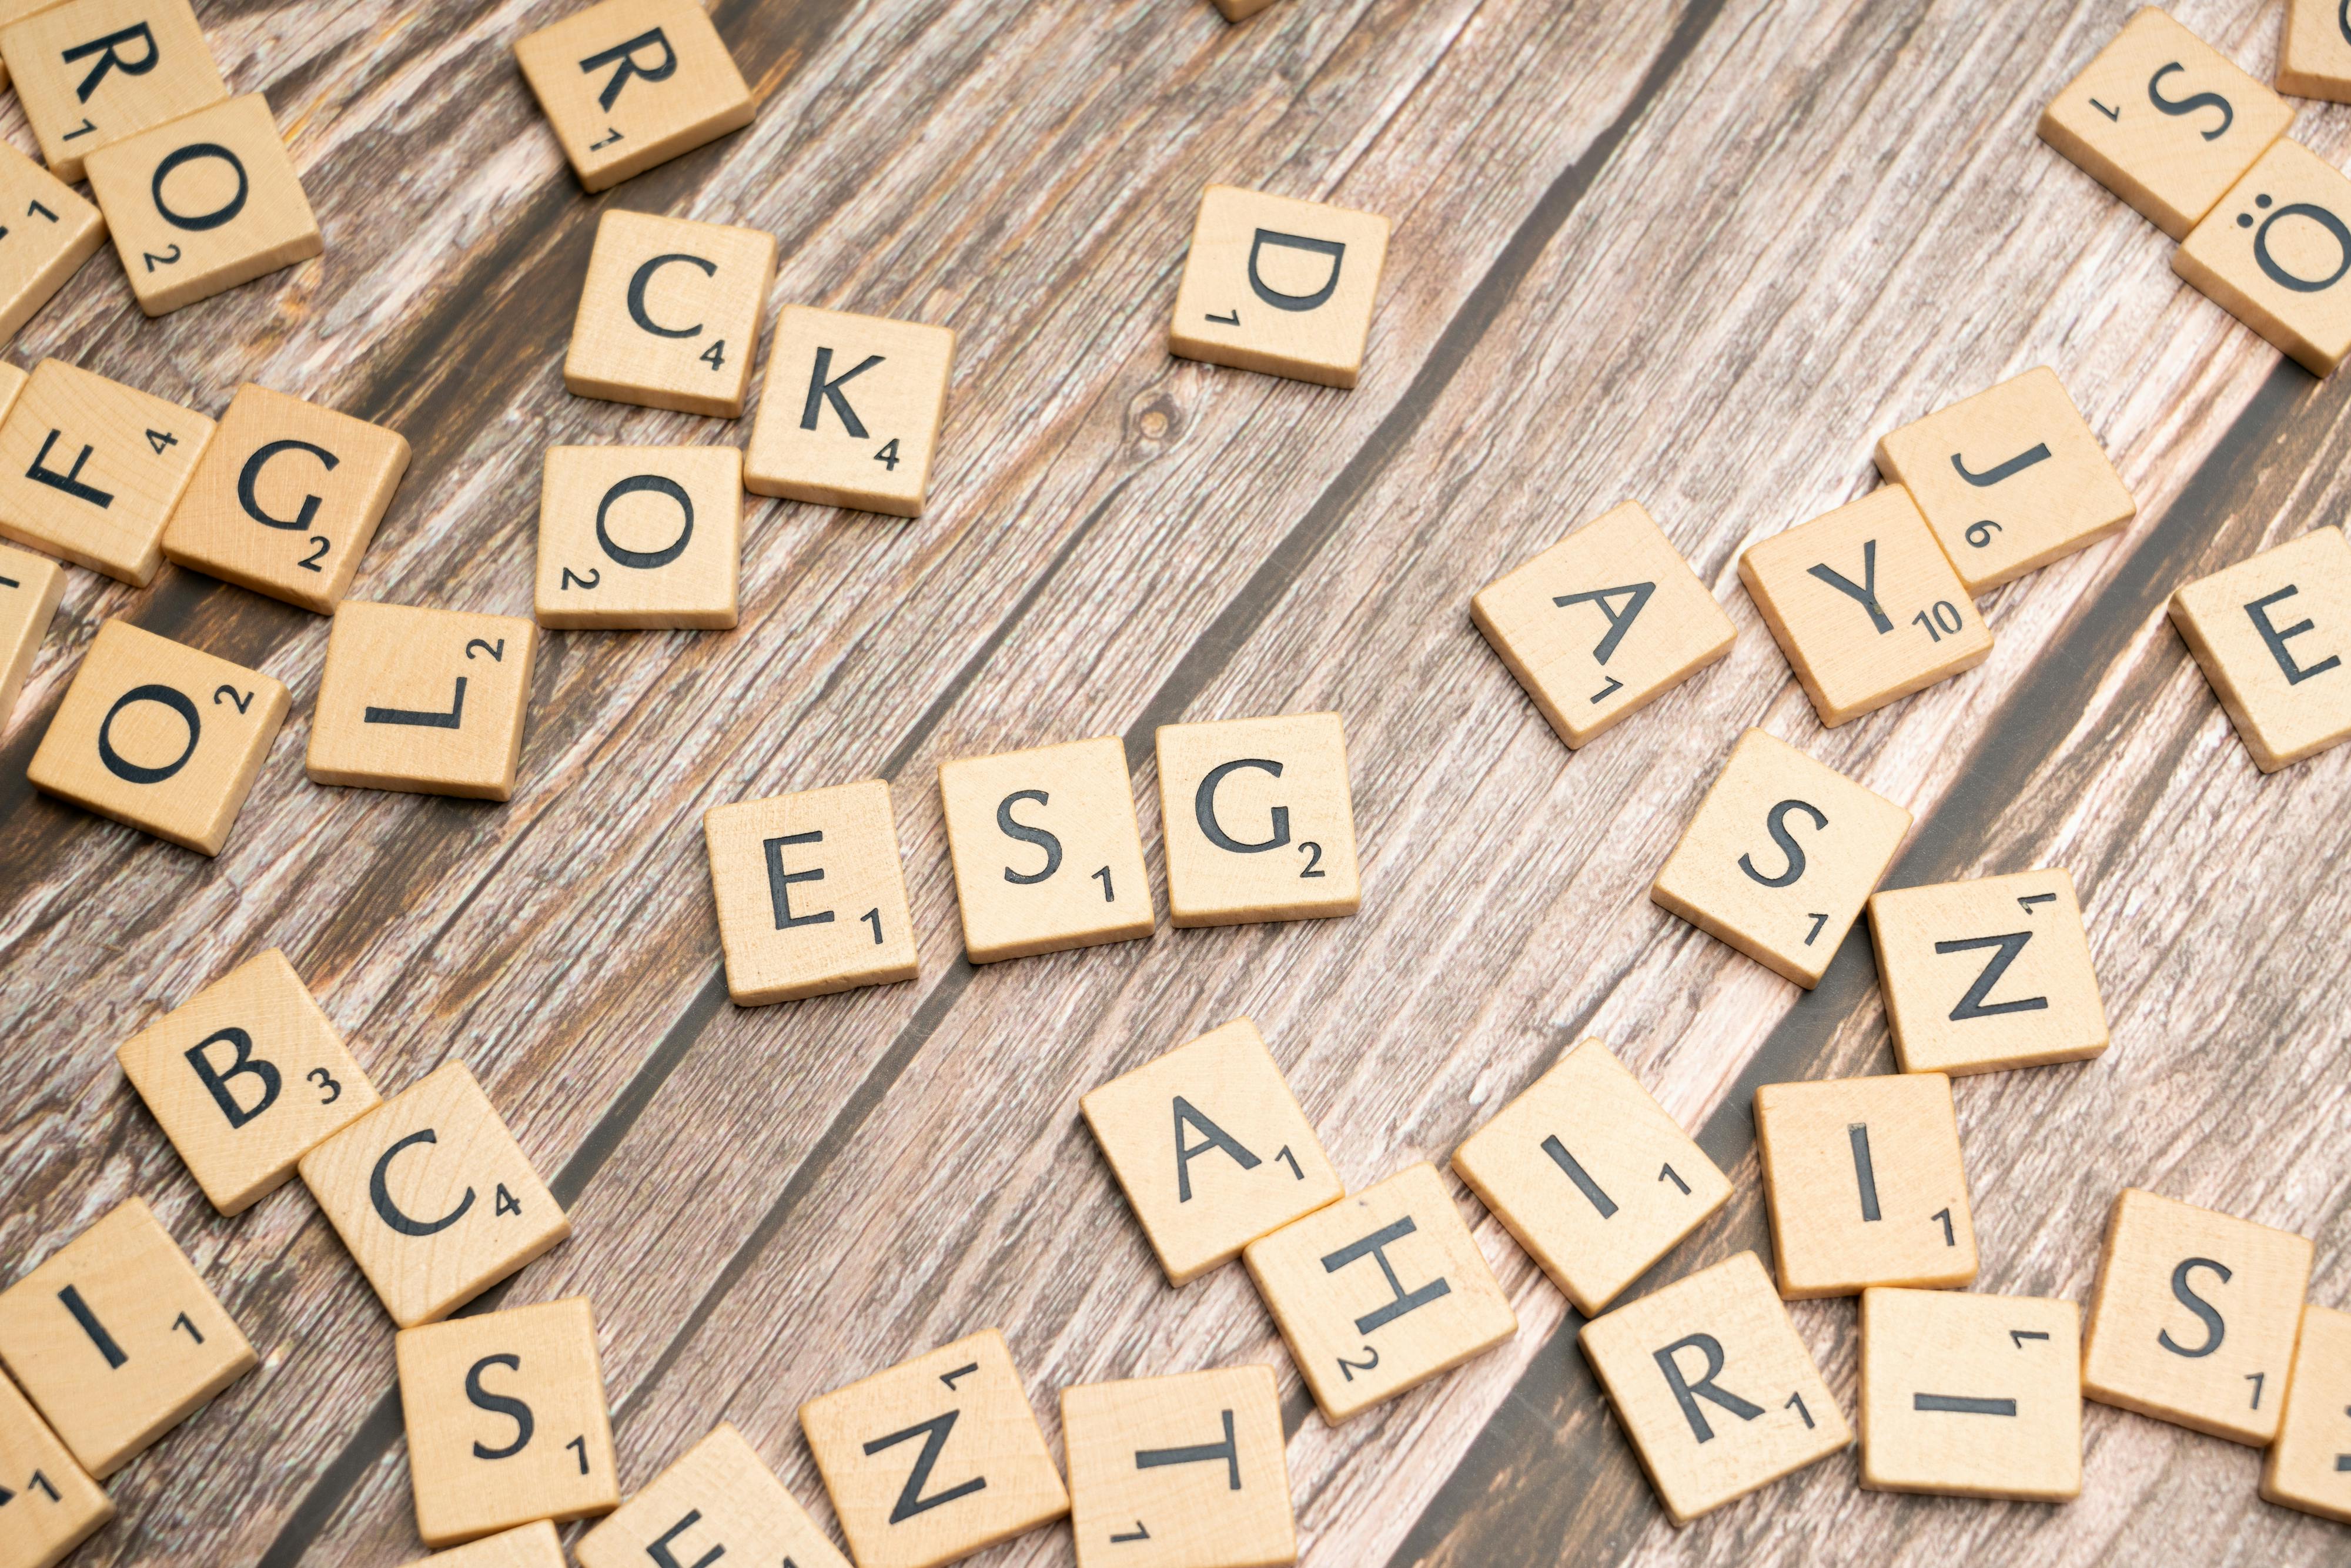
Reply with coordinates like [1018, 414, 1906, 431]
[1868, 868, 2109, 1076]
[1577, 1251, 1850, 1526]
[2280, 0, 2351, 102]
[1451, 1038, 1731, 1317]
[1210, 0, 1280, 18]
[1471, 500, 1736, 750]
[161, 383, 410, 614]
[574, 1423, 849, 1568]
[2169, 526, 2351, 770]
[563, 210, 776, 419]
[2262, 1303, 2351, 1523]
[534, 444, 740, 628]
[1, 0, 227, 183]
[1154, 713, 1359, 927]
[306, 601, 538, 800]
[0, 142, 102, 345]
[1739, 486, 1992, 727]
[1060, 1365, 1293, 1568]
[84, 93, 319, 317]
[744, 305, 955, 517]
[0, 540, 64, 727]
[0, 1366, 112, 1568]
[1168, 185, 1389, 389]
[1872, 367, 2137, 594]
[0, 358, 215, 586]
[0, 1197, 255, 1478]
[704, 778, 918, 1005]
[938, 734, 1154, 963]
[1857, 1287, 2081, 1501]
[1243, 1162, 1516, 1423]
[116, 948, 380, 1215]
[1649, 728, 1912, 988]
[2081, 1188, 2313, 1445]
[2176, 139, 2351, 374]
[0, 360, 25, 418]
[1754, 1074, 1976, 1299]
[407, 1520, 565, 1568]
[2038, 6, 2293, 239]
[396, 1296, 618, 1547]
[1080, 1016, 1344, 1287]
[297, 1060, 570, 1328]
[799, 1328, 1069, 1568]
[27, 617, 287, 855]
[513, 0, 753, 193]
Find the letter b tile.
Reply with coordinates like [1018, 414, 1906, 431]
[2170, 526, 2351, 771]
[564, 210, 777, 419]
[1155, 712, 1360, 927]
[1170, 185, 1389, 388]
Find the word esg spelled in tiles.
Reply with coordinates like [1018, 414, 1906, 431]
[1754, 1073, 1977, 1298]
[307, 602, 537, 800]
[746, 305, 956, 516]
[704, 778, 919, 1004]
[407, 1520, 565, 1567]
[0, 540, 65, 726]
[1060, 1365, 1295, 1568]
[514, 0, 753, 192]
[2170, 526, 2351, 770]
[2262, 1303, 2351, 1523]
[2176, 138, 2351, 375]
[0, 1359, 112, 1568]
[1155, 712, 1360, 926]
[1858, 1287, 2081, 1501]
[0, 143, 103, 342]
[1868, 867, 2109, 1075]
[2, 0, 227, 183]
[564, 210, 776, 418]
[535, 444, 741, 628]
[574, 1422, 848, 1568]
[939, 734, 1153, 962]
[0, 358, 215, 585]
[1170, 185, 1388, 387]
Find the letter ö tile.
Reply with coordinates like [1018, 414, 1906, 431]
[0, 357, 216, 586]
[1154, 712, 1360, 927]
[1, 0, 228, 183]
[1060, 1365, 1295, 1568]
[745, 304, 955, 517]
[703, 778, 919, 1004]
[574, 1422, 849, 1568]
[1169, 185, 1389, 387]
[2169, 526, 2351, 770]
[306, 601, 538, 800]
[1754, 1073, 1977, 1299]
[535, 444, 741, 628]
[2176, 138, 2351, 375]
[564, 210, 777, 418]
[1858, 1287, 2081, 1501]
[514, 0, 754, 192]
[938, 735, 1154, 962]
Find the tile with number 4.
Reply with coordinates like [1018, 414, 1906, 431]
[2171, 526, 2351, 770]
[1155, 712, 1359, 927]
[0, 1363, 112, 1568]
[704, 778, 919, 1005]
[939, 734, 1154, 963]
[1, 540, 65, 728]
[307, 601, 537, 800]
[514, 0, 754, 193]
[1754, 1073, 1976, 1299]
[0, 358, 215, 586]
[1859, 1287, 2081, 1501]
[1869, 867, 2108, 1076]
[0, 142, 103, 345]
[575, 1423, 848, 1568]
[746, 305, 955, 517]
[2, 0, 228, 183]
[564, 210, 775, 419]
[407, 1521, 565, 1567]
[2177, 139, 2351, 375]
[1169, 185, 1389, 388]
[1061, 1365, 1293, 1568]
[535, 444, 740, 628]
[2262, 1303, 2351, 1523]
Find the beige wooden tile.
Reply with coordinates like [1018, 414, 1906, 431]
[563, 210, 775, 418]
[1578, 1251, 1850, 1526]
[1452, 1038, 1731, 1318]
[2262, 1303, 2351, 1523]
[1081, 1017, 1344, 1287]
[0, 1365, 112, 1568]
[1243, 1162, 1515, 1423]
[2169, 526, 2351, 770]
[2281, 0, 2351, 101]
[27, 617, 287, 854]
[1, 0, 226, 183]
[0, 360, 25, 420]
[2039, 6, 2292, 239]
[407, 1520, 565, 1568]
[745, 305, 955, 517]
[535, 444, 740, 628]
[1061, 1365, 1293, 1568]
[0, 357, 215, 585]
[0, 540, 64, 727]
[575, 1422, 849, 1568]
[1868, 867, 2108, 1076]
[1169, 185, 1389, 389]
[704, 778, 918, 1005]
[0, 0, 73, 92]
[0, 141, 101, 345]
[938, 734, 1153, 962]
[514, 0, 753, 192]
[1210, 0, 1280, 18]
[1649, 728, 1912, 988]
[396, 1296, 618, 1548]
[1872, 367, 2138, 594]
[1740, 486, 1992, 727]
[306, 601, 537, 800]
[1858, 1287, 2081, 1501]
[2176, 138, 2351, 374]
[2081, 1188, 2313, 1445]
[0, 1197, 255, 1479]
[1754, 1074, 1976, 1299]
[297, 1060, 570, 1328]
[1471, 500, 1735, 750]
[799, 1328, 1069, 1568]
[1155, 712, 1359, 927]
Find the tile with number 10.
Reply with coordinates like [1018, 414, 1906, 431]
[704, 778, 919, 1004]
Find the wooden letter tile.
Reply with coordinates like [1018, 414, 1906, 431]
[2281, 0, 2351, 102]
[1061, 1365, 1293, 1568]
[1868, 867, 2108, 1075]
[1577, 1251, 1850, 1525]
[1, 0, 226, 183]
[703, 778, 918, 1005]
[1452, 1038, 1731, 1317]
[306, 601, 538, 800]
[2262, 1303, 2351, 1523]
[1169, 185, 1389, 388]
[0, 540, 64, 727]
[1080, 1017, 1344, 1286]
[2176, 138, 2351, 374]
[2169, 526, 2351, 770]
[407, 1520, 565, 1567]
[1155, 712, 1359, 927]
[535, 444, 740, 628]
[563, 210, 776, 418]
[0, 142, 102, 344]
[938, 734, 1153, 962]
[1858, 1287, 2081, 1500]
[162, 383, 410, 614]
[1872, 367, 2137, 593]
[1740, 486, 1992, 727]
[297, 1060, 570, 1327]
[576, 1422, 848, 1568]
[1211, 0, 1280, 17]
[1471, 500, 1736, 749]
[2081, 1188, 2313, 1444]
[745, 305, 955, 516]
[28, 617, 287, 855]
[1649, 728, 1912, 988]
[0, 358, 215, 585]
[0, 1197, 255, 1478]
[2039, 6, 2292, 239]
[799, 1328, 1069, 1568]
[0, 1366, 112, 1568]
[396, 1297, 618, 1547]
[514, 0, 753, 192]
[1754, 1073, 1976, 1299]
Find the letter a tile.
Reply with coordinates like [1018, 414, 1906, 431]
[306, 601, 538, 800]
[1, 0, 228, 184]
[1061, 1365, 1294, 1568]
[2170, 527, 2351, 770]
[2280, 0, 2351, 102]
[1858, 1287, 2081, 1501]
[575, 1423, 848, 1568]
[1869, 867, 2108, 1075]
[407, 1521, 566, 1567]
[514, 0, 754, 192]
[1154, 713, 1359, 927]
[1754, 1074, 1977, 1299]
[564, 210, 777, 419]
[0, 1367, 112, 1568]
[2176, 139, 2351, 375]
[1, 540, 63, 729]
[0, 142, 103, 345]
[536, 444, 741, 628]
[704, 778, 919, 1005]
[2262, 1303, 2351, 1523]
[1169, 185, 1389, 388]
[939, 735, 1154, 962]
[0, 358, 216, 586]
[745, 305, 956, 517]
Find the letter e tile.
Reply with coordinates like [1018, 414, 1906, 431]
[575, 1422, 848, 1568]
[703, 778, 919, 1004]
[2169, 526, 2351, 770]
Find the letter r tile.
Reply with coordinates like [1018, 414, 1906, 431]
[2170, 526, 2351, 770]
[513, 0, 753, 192]
[1, 0, 228, 183]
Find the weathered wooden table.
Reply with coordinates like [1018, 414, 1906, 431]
[4, 0, 2346, 1562]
